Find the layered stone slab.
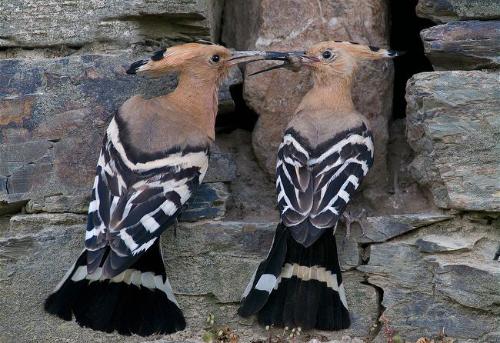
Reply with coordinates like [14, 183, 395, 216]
[406, 71, 500, 211]
[0, 54, 238, 214]
[0, 0, 223, 48]
[0, 218, 379, 342]
[359, 215, 500, 342]
[421, 20, 500, 70]
[417, 0, 500, 23]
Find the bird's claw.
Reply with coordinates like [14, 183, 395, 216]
[341, 209, 367, 243]
[173, 218, 179, 238]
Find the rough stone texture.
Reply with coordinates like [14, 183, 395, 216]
[359, 215, 500, 342]
[406, 71, 500, 211]
[416, 0, 500, 23]
[416, 233, 483, 252]
[222, 0, 394, 200]
[0, 0, 223, 48]
[0, 218, 379, 342]
[9, 212, 86, 235]
[358, 213, 453, 243]
[0, 54, 238, 214]
[433, 260, 500, 314]
[2, 0, 500, 342]
[421, 20, 500, 70]
[3, 212, 498, 342]
[26, 194, 90, 214]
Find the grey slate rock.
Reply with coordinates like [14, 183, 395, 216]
[0, 219, 379, 342]
[358, 213, 453, 243]
[417, 0, 500, 23]
[433, 261, 500, 314]
[421, 20, 500, 70]
[0, 0, 223, 48]
[416, 234, 483, 253]
[25, 194, 91, 214]
[9, 213, 86, 235]
[406, 71, 500, 211]
[359, 241, 499, 341]
[0, 54, 238, 214]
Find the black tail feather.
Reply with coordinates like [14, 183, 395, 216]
[238, 223, 288, 317]
[44, 241, 186, 336]
[238, 223, 350, 331]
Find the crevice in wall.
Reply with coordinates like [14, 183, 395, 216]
[359, 243, 370, 265]
[4, 177, 10, 195]
[215, 83, 258, 134]
[383, 1, 438, 215]
[362, 275, 386, 341]
[389, 0, 434, 119]
[0, 45, 84, 59]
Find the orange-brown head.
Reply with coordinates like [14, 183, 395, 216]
[252, 41, 402, 84]
[127, 42, 276, 83]
[301, 41, 400, 76]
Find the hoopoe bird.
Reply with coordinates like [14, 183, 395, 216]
[44, 43, 281, 336]
[238, 41, 401, 330]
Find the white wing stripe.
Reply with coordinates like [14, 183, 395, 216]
[160, 199, 178, 216]
[133, 237, 157, 255]
[88, 200, 98, 213]
[119, 230, 139, 251]
[275, 263, 348, 309]
[107, 118, 208, 172]
[140, 214, 161, 233]
[314, 174, 360, 217]
[282, 134, 310, 158]
[309, 134, 373, 165]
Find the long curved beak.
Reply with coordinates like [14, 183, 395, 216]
[246, 51, 311, 76]
[227, 50, 306, 66]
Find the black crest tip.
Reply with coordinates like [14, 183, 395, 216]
[126, 59, 147, 75]
[151, 49, 166, 61]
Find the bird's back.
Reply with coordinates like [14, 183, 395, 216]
[276, 108, 374, 247]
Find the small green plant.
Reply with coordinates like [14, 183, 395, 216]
[380, 314, 403, 343]
[202, 313, 239, 343]
[252, 325, 302, 343]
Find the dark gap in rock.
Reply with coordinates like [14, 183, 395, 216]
[361, 276, 386, 340]
[359, 243, 371, 264]
[215, 83, 258, 134]
[0, 44, 83, 58]
[389, 0, 434, 119]
[48, 138, 60, 143]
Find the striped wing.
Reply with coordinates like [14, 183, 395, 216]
[85, 117, 209, 277]
[276, 125, 374, 246]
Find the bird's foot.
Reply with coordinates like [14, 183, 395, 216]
[173, 218, 179, 238]
[341, 208, 367, 242]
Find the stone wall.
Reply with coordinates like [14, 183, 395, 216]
[0, 1, 499, 343]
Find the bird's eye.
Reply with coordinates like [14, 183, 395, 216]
[211, 54, 220, 63]
[322, 50, 333, 59]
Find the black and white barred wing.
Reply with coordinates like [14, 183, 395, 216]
[85, 117, 209, 277]
[276, 131, 313, 228]
[276, 125, 373, 246]
[308, 124, 374, 230]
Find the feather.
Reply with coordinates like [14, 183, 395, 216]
[275, 125, 373, 247]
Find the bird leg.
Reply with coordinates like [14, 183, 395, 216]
[341, 208, 367, 241]
[173, 218, 179, 238]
